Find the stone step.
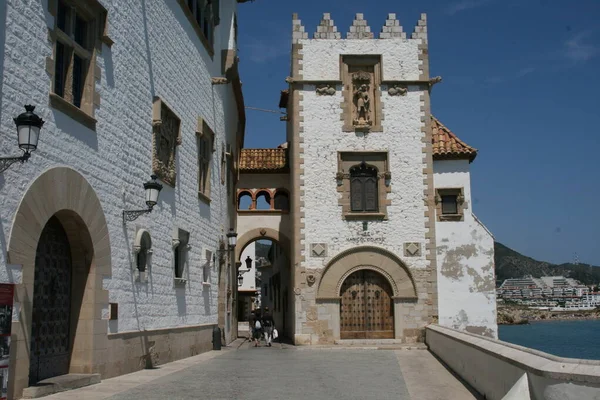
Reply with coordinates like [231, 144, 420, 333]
[22, 373, 101, 399]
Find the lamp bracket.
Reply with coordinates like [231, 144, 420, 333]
[122, 208, 152, 223]
[0, 153, 30, 173]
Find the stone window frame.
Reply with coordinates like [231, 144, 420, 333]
[220, 143, 227, 185]
[196, 117, 215, 203]
[173, 228, 191, 286]
[46, 0, 112, 131]
[177, 0, 217, 58]
[133, 229, 152, 283]
[152, 97, 182, 187]
[340, 55, 383, 133]
[435, 188, 465, 222]
[337, 152, 391, 220]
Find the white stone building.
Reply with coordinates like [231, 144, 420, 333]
[0, 0, 244, 397]
[236, 12, 497, 345]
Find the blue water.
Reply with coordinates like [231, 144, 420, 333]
[499, 319, 600, 360]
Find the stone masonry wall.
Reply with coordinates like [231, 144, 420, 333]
[0, 0, 239, 335]
[291, 13, 435, 344]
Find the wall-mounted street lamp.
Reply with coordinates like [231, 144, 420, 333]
[1, 105, 45, 173]
[238, 256, 252, 286]
[122, 175, 163, 223]
[226, 228, 238, 249]
[237, 273, 244, 287]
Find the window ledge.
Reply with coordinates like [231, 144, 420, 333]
[202, 282, 212, 287]
[439, 214, 464, 222]
[237, 209, 289, 215]
[49, 93, 97, 131]
[198, 191, 211, 204]
[174, 277, 187, 286]
[344, 212, 387, 221]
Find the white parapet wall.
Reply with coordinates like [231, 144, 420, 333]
[426, 325, 600, 400]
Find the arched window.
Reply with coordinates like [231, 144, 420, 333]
[255, 191, 271, 210]
[350, 162, 378, 212]
[238, 191, 253, 210]
[274, 190, 289, 211]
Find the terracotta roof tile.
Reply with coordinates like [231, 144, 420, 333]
[240, 148, 288, 172]
[431, 116, 477, 162]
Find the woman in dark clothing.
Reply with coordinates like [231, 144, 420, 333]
[251, 310, 262, 347]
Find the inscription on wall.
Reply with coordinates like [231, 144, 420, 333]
[346, 231, 385, 244]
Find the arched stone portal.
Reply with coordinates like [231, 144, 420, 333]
[314, 246, 418, 342]
[7, 167, 111, 398]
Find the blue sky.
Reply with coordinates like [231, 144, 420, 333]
[236, 0, 600, 266]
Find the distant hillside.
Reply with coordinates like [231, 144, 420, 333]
[494, 242, 600, 286]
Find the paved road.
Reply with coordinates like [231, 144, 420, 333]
[45, 340, 479, 400]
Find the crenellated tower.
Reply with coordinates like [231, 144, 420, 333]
[281, 12, 496, 345]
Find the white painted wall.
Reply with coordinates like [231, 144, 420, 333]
[239, 242, 257, 292]
[434, 159, 497, 337]
[299, 37, 429, 272]
[0, 0, 239, 333]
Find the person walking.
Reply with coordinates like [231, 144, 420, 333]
[251, 309, 262, 347]
[262, 307, 275, 347]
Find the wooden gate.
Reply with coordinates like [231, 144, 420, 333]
[30, 216, 73, 384]
[340, 269, 394, 339]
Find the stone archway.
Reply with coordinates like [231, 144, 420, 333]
[7, 167, 111, 398]
[235, 227, 291, 261]
[317, 246, 416, 300]
[314, 246, 417, 342]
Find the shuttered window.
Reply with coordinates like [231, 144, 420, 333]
[350, 163, 379, 212]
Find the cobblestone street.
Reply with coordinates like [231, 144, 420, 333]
[43, 340, 479, 400]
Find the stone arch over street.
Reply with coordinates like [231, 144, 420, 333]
[235, 228, 294, 339]
[7, 167, 111, 398]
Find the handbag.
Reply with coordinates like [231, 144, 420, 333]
[272, 328, 279, 340]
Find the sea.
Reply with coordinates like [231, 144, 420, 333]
[498, 319, 600, 360]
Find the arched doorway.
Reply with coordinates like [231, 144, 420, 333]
[30, 216, 73, 384]
[340, 269, 394, 339]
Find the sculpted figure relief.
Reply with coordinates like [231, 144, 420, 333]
[352, 71, 373, 127]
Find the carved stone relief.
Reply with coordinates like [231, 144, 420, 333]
[352, 71, 373, 129]
[310, 243, 328, 257]
[388, 85, 407, 96]
[152, 98, 181, 187]
[404, 242, 422, 257]
[316, 84, 336, 96]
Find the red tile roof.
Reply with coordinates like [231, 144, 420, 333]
[431, 116, 477, 162]
[239, 148, 288, 172]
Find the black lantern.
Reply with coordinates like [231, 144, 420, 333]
[245, 256, 252, 270]
[1, 105, 45, 173]
[237, 273, 244, 287]
[226, 228, 237, 248]
[123, 175, 163, 223]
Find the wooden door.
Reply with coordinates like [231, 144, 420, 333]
[340, 269, 394, 339]
[30, 216, 73, 385]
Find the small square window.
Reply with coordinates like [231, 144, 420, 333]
[441, 195, 458, 215]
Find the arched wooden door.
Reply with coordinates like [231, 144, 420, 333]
[340, 269, 394, 339]
[30, 216, 73, 384]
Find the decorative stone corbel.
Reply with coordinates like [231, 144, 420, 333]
[335, 172, 345, 186]
[172, 238, 181, 249]
[457, 194, 465, 204]
[384, 171, 392, 187]
[285, 76, 296, 84]
[306, 274, 316, 286]
[211, 77, 229, 85]
[316, 84, 336, 96]
[434, 194, 442, 204]
[133, 245, 141, 254]
[388, 85, 407, 96]
[429, 76, 442, 88]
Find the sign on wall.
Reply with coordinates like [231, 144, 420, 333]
[0, 284, 14, 400]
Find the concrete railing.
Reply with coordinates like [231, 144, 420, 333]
[426, 324, 600, 400]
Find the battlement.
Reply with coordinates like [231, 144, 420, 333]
[293, 13, 427, 43]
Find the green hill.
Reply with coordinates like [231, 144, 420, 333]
[494, 242, 600, 286]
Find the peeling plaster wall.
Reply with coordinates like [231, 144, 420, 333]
[434, 160, 497, 338]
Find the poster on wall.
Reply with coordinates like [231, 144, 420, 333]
[0, 284, 14, 400]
